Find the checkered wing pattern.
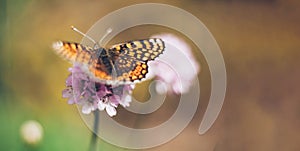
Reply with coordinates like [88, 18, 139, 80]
[53, 38, 165, 84]
[108, 38, 165, 83]
[109, 38, 165, 62]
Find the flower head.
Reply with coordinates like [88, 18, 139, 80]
[62, 64, 133, 116]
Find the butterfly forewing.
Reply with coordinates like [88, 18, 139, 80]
[52, 41, 93, 64]
[109, 38, 165, 62]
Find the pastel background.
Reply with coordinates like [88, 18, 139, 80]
[1, 0, 299, 151]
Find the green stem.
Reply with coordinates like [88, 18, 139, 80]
[89, 111, 99, 151]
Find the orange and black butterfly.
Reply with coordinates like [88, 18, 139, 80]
[52, 38, 165, 85]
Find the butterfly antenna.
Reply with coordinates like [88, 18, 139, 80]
[71, 26, 97, 44]
[99, 28, 113, 46]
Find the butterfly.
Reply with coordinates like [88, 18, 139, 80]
[52, 38, 165, 85]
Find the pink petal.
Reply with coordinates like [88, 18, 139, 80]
[82, 103, 93, 114]
[97, 101, 106, 111]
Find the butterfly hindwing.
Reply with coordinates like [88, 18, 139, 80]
[113, 54, 148, 82]
[126, 61, 148, 82]
[90, 53, 149, 84]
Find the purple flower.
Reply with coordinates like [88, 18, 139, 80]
[149, 34, 200, 94]
[62, 64, 133, 116]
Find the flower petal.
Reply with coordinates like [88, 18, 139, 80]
[67, 98, 75, 104]
[82, 103, 93, 114]
[109, 95, 120, 105]
[120, 94, 131, 107]
[62, 88, 72, 98]
[97, 101, 106, 111]
[106, 105, 117, 117]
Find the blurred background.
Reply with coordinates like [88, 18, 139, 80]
[1, 0, 300, 150]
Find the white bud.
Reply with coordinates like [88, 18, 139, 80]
[20, 120, 43, 145]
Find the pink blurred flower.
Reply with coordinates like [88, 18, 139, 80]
[149, 34, 200, 94]
[62, 64, 133, 116]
